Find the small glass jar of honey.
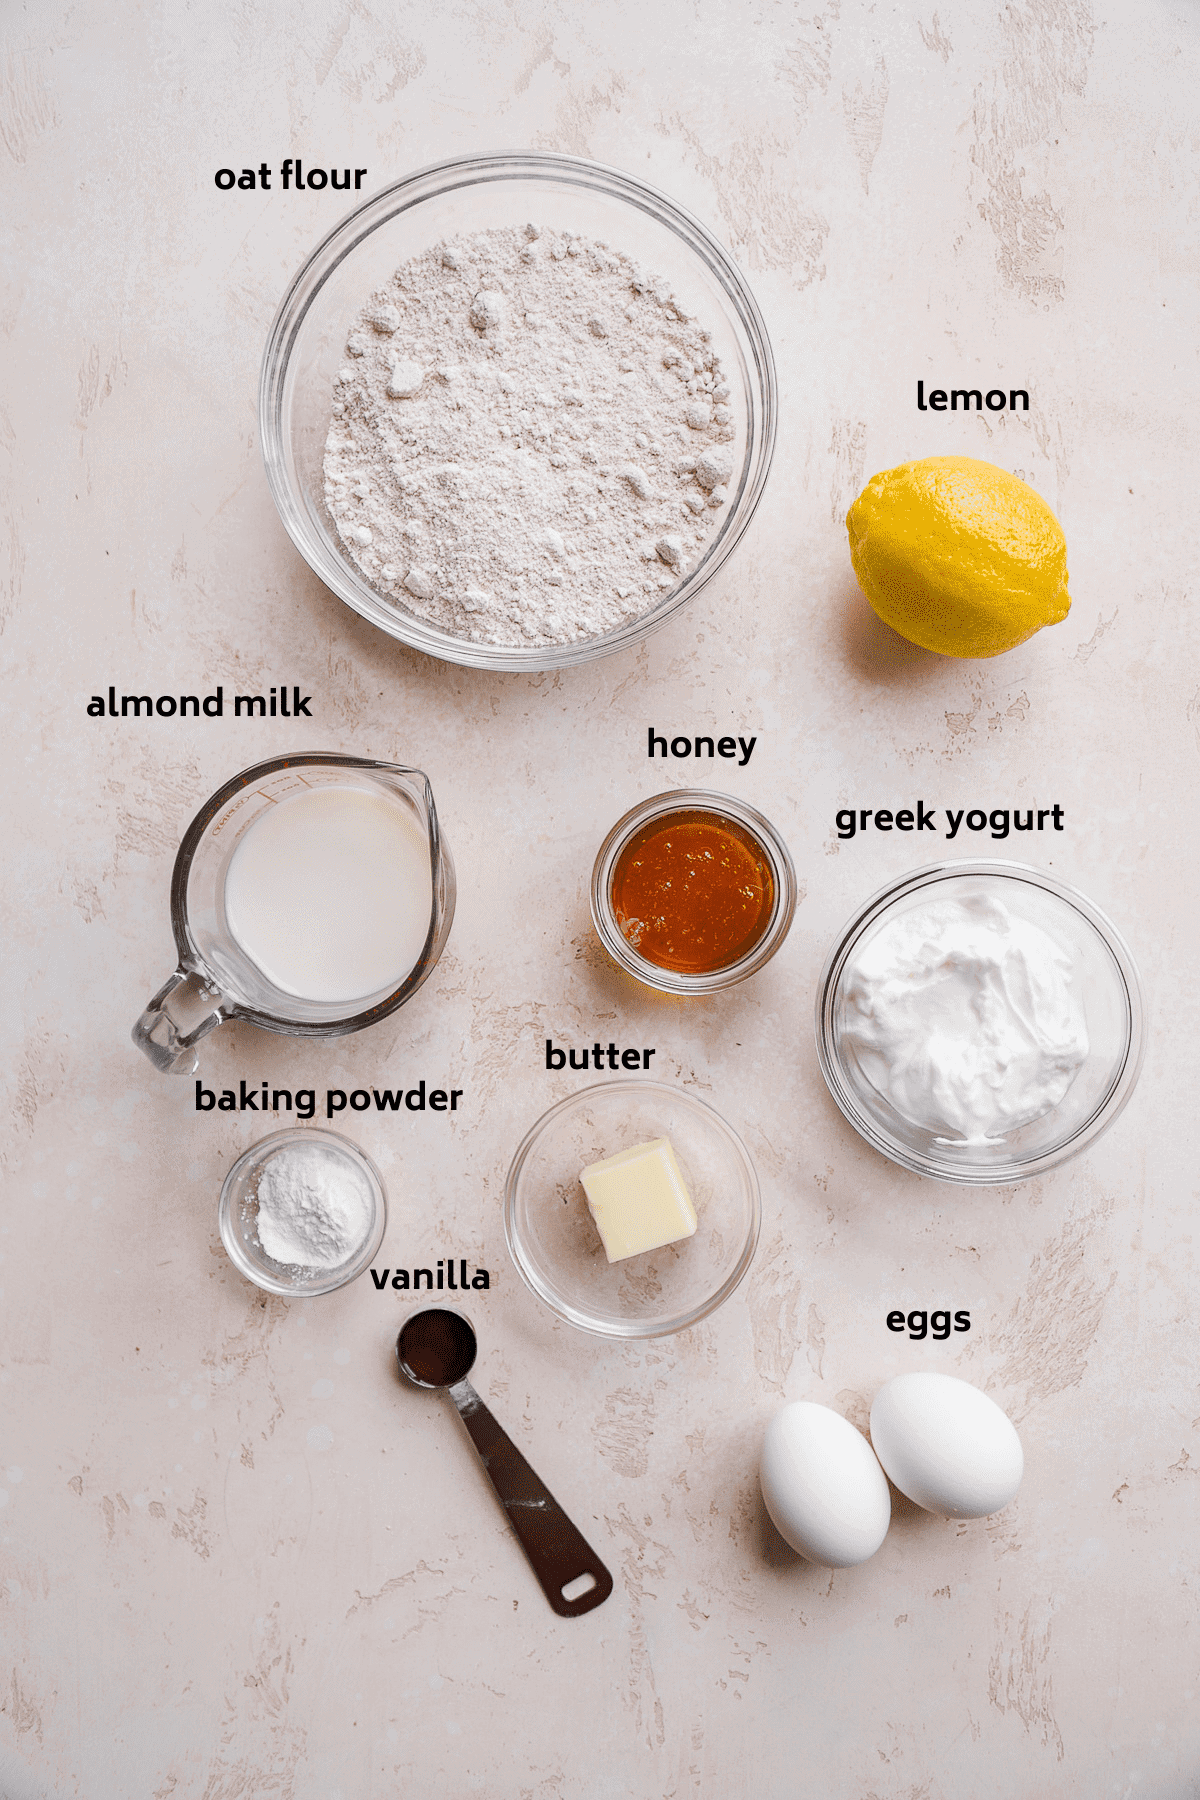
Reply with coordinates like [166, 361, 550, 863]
[590, 790, 797, 994]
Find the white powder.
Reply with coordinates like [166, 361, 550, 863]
[323, 224, 737, 649]
[254, 1143, 374, 1271]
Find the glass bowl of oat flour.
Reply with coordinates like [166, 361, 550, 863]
[260, 151, 777, 670]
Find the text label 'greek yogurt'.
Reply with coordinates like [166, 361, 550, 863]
[648, 728, 757, 765]
[545, 1039, 656, 1072]
[195, 1081, 463, 1119]
[87, 685, 312, 719]
[214, 162, 368, 192]
[888, 1309, 972, 1340]
[371, 1263, 491, 1292]
[835, 803, 1064, 841]
[917, 381, 1029, 413]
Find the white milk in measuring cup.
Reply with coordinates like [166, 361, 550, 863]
[131, 753, 455, 1073]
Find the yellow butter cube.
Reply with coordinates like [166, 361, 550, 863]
[580, 1137, 698, 1263]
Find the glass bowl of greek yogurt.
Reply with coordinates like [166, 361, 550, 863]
[504, 1081, 761, 1337]
[260, 150, 776, 671]
[815, 861, 1146, 1185]
[219, 1127, 387, 1297]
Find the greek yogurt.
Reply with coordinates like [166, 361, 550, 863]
[840, 889, 1088, 1144]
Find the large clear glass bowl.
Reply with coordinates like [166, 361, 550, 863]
[260, 151, 776, 671]
[815, 861, 1146, 1185]
[504, 1081, 761, 1338]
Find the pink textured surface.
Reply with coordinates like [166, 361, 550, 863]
[2, 3, 1197, 1795]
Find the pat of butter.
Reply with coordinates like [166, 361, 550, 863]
[580, 1137, 697, 1263]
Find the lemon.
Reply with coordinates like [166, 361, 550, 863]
[846, 456, 1070, 658]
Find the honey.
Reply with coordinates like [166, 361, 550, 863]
[610, 807, 776, 975]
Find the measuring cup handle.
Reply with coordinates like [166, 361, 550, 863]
[450, 1380, 614, 1618]
[131, 969, 227, 1074]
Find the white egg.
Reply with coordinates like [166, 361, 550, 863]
[869, 1373, 1023, 1519]
[760, 1401, 891, 1567]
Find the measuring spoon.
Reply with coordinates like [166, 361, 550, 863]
[396, 1308, 613, 1618]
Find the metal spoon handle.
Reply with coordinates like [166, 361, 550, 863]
[449, 1378, 613, 1617]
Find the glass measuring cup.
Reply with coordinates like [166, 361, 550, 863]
[131, 752, 455, 1074]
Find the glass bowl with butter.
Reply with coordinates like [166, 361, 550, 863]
[815, 860, 1146, 1185]
[504, 1080, 761, 1337]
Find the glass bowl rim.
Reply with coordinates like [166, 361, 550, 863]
[813, 857, 1147, 1186]
[503, 1076, 762, 1338]
[218, 1124, 388, 1295]
[590, 786, 798, 994]
[258, 147, 778, 672]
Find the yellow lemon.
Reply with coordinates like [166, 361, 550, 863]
[846, 456, 1070, 658]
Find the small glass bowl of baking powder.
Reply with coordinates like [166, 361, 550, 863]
[815, 860, 1146, 1186]
[260, 150, 776, 671]
[219, 1127, 387, 1296]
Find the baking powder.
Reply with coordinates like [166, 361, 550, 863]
[254, 1142, 374, 1270]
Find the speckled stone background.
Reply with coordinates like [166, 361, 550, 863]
[4, 2, 1199, 1795]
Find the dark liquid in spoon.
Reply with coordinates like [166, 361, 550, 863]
[397, 1308, 477, 1387]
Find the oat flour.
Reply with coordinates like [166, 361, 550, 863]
[323, 224, 736, 649]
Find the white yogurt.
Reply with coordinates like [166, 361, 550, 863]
[840, 889, 1088, 1143]
[224, 785, 432, 1004]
